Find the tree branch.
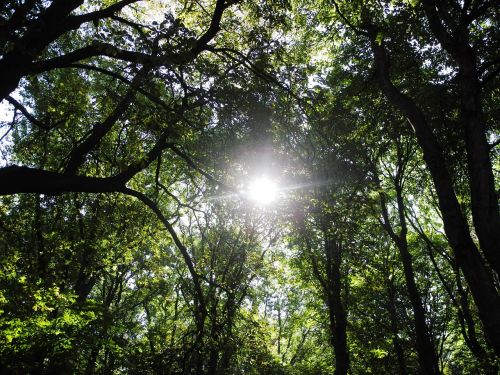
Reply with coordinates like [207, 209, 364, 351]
[64, 67, 148, 174]
[122, 187, 206, 312]
[5, 96, 51, 130]
[66, 0, 140, 28]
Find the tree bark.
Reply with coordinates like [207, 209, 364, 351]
[457, 51, 500, 274]
[325, 237, 349, 375]
[386, 276, 408, 375]
[364, 25, 500, 356]
[421, 0, 500, 276]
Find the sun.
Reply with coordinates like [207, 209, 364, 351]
[246, 177, 278, 206]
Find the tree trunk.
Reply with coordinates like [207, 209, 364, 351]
[327, 292, 349, 375]
[397, 238, 440, 374]
[378, 183, 440, 374]
[420, 0, 500, 276]
[458, 52, 500, 275]
[207, 302, 219, 375]
[420, 229, 492, 369]
[325, 238, 349, 375]
[386, 277, 408, 375]
[365, 28, 500, 356]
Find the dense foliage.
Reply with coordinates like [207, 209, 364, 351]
[0, 0, 499, 374]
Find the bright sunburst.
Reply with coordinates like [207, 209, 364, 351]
[246, 177, 278, 206]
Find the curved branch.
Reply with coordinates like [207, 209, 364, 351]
[30, 43, 157, 73]
[68, 63, 173, 110]
[331, 0, 368, 36]
[190, 0, 234, 57]
[122, 187, 206, 311]
[64, 67, 148, 175]
[66, 0, 140, 28]
[5, 96, 51, 130]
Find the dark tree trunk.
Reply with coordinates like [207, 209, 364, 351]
[364, 26, 500, 356]
[420, 0, 500, 276]
[304, 223, 349, 375]
[217, 297, 236, 374]
[386, 277, 408, 375]
[458, 53, 500, 275]
[397, 238, 440, 374]
[325, 238, 349, 375]
[455, 269, 498, 374]
[85, 347, 100, 375]
[378, 182, 440, 374]
[395, 189, 440, 374]
[419, 228, 493, 370]
[207, 302, 220, 375]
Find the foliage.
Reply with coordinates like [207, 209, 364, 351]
[1, 0, 499, 374]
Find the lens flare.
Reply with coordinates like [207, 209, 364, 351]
[246, 177, 278, 205]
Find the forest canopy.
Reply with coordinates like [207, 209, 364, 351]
[0, 0, 499, 374]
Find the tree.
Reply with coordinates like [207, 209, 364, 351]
[320, 0, 500, 355]
[371, 130, 440, 374]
